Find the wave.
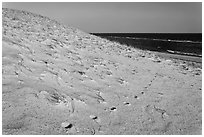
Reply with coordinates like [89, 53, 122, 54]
[111, 36, 202, 44]
[166, 50, 202, 57]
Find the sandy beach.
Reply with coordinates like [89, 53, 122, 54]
[2, 8, 202, 135]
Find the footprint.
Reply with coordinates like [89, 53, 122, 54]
[124, 102, 131, 106]
[110, 106, 117, 111]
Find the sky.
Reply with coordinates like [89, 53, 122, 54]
[2, 2, 202, 33]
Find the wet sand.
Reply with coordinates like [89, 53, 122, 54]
[2, 8, 202, 135]
[155, 52, 202, 63]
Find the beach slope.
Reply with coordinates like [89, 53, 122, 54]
[2, 8, 202, 135]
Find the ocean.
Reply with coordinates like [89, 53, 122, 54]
[91, 33, 202, 57]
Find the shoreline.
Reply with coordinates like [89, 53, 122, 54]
[153, 51, 202, 63]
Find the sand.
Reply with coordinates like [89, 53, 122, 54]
[2, 8, 202, 135]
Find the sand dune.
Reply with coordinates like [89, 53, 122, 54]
[2, 8, 202, 135]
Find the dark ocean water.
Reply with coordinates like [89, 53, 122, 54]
[91, 33, 202, 57]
